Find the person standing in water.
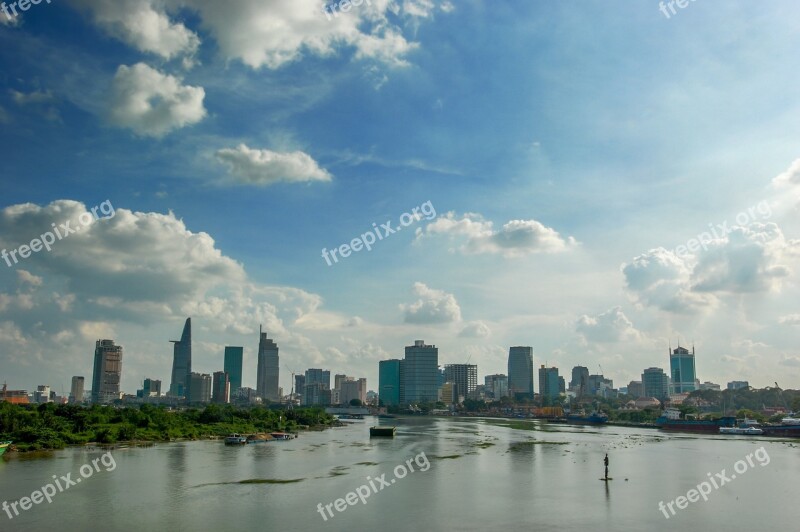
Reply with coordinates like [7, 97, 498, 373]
[604, 453, 609, 480]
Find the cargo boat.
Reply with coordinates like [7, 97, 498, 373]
[758, 422, 800, 438]
[656, 408, 736, 433]
[370, 426, 396, 437]
[0, 441, 11, 456]
[565, 412, 609, 425]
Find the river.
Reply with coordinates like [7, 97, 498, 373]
[0, 417, 797, 531]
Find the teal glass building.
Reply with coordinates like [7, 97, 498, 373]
[224, 346, 243, 394]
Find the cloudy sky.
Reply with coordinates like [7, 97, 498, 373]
[1, 0, 799, 397]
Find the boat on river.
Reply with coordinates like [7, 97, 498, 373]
[224, 433, 247, 445]
[0, 441, 11, 456]
[370, 426, 396, 437]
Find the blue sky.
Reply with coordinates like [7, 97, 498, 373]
[1, 0, 799, 396]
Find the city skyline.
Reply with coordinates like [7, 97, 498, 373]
[1, 2, 800, 398]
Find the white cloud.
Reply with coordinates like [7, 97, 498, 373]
[10, 89, 54, 105]
[161, 0, 422, 70]
[215, 144, 332, 186]
[459, 321, 491, 338]
[68, 0, 199, 61]
[0, 12, 20, 27]
[779, 314, 800, 326]
[108, 63, 206, 137]
[771, 158, 800, 188]
[576, 306, 641, 343]
[690, 223, 791, 294]
[418, 212, 576, 257]
[400, 282, 462, 324]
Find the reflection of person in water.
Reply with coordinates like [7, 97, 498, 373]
[604, 453, 609, 479]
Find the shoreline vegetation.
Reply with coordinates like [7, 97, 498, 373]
[0, 402, 337, 453]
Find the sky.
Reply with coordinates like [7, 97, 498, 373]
[1, 0, 799, 397]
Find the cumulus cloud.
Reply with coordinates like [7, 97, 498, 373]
[215, 144, 332, 186]
[623, 222, 795, 313]
[459, 321, 491, 338]
[108, 63, 206, 137]
[168, 0, 430, 70]
[418, 212, 576, 257]
[68, 0, 200, 61]
[400, 282, 461, 324]
[690, 223, 791, 293]
[576, 306, 641, 343]
[0, 199, 322, 337]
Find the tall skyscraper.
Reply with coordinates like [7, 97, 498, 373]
[642, 367, 669, 400]
[508, 346, 534, 400]
[169, 318, 192, 398]
[379, 359, 402, 406]
[294, 374, 305, 400]
[212, 371, 230, 404]
[670, 345, 697, 394]
[538, 365, 560, 403]
[340, 378, 367, 405]
[91, 339, 123, 404]
[188, 372, 212, 403]
[401, 340, 439, 404]
[224, 346, 243, 394]
[70, 376, 84, 403]
[569, 366, 589, 392]
[443, 364, 478, 402]
[305, 368, 331, 388]
[484, 374, 508, 399]
[256, 327, 280, 402]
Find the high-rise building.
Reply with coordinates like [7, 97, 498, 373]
[212, 371, 230, 404]
[70, 376, 84, 404]
[224, 346, 243, 395]
[305, 368, 331, 388]
[699, 381, 721, 391]
[294, 374, 305, 400]
[143, 378, 161, 396]
[727, 381, 749, 390]
[402, 340, 439, 404]
[92, 339, 123, 404]
[169, 318, 192, 398]
[379, 359, 402, 406]
[443, 364, 478, 402]
[256, 327, 280, 402]
[34, 385, 52, 404]
[670, 345, 697, 394]
[187, 372, 212, 403]
[642, 367, 669, 400]
[508, 346, 534, 400]
[334, 374, 348, 391]
[484, 374, 509, 400]
[303, 382, 331, 406]
[340, 378, 366, 405]
[569, 366, 590, 392]
[538, 365, 561, 403]
[440, 382, 456, 405]
[627, 380, 643, 398]
[558, 376, 566, 394]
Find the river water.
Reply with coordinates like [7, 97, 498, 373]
[0, 417, 797, 531]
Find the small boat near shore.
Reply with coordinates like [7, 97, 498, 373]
[720, 426, 764, 435]
[0, 441, 11, 456]
[270, 432, 295, 440]
[370, 426, 396, 437]
[224, 433, 247, 445]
